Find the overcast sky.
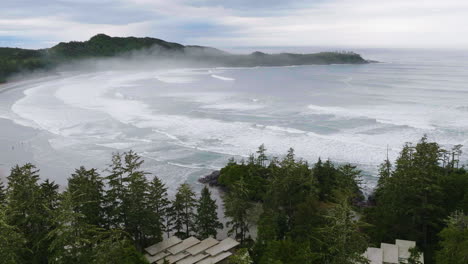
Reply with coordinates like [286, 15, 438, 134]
[1, 0, 468, 49]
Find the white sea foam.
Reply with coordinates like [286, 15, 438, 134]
[201, 102, 264, 110]
[306, 103, 468, 130]
[211, 74, 235, 81]
[5, 57, 468, 190]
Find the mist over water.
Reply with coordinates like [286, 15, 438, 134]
[1, 49, 467, 192]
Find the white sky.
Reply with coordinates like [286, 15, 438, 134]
[1, 0, 467, 49]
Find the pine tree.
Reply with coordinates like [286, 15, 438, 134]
[0, 208, 27, 264]
[170, 183, 197, 239]
[68, 166, 105, 227]
[256, 144, 268, 167]
[0, 180, 6, 206]
[436, 211, 468, 264]
[314, 159, 339, 202]
[91, 230, 148, 264]
[319, 198, 369, 264]
[229, 248, 253, 264]
[365, 136, 448, 261]
[125, 160, 151, 249]
[48, 191, 98, 264]
[105, 153, 127, 229]
[147, 176, 170, 241]
[195, 186, 223, 239]
[5, 164, 50, 263]
[37, 179, 60, 263]
[224, 177, 253, 244]
[337, 164, 364, 202]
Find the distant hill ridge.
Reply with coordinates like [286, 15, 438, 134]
[0, 34, 369, 83]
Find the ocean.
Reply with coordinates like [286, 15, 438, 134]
[0, 48, 467, 193]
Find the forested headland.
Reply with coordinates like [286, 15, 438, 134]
[0, 136, 467, 264]
[0, 34, 369, 84]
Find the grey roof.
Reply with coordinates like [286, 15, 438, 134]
[146, 236, 182, 256]
[145, 236, 239, 264]
[395, 239, 416, 249]
[167, 236, 201, 255]
[363, 239, 424, 264]
[175, 253, 209, 264]
[205, 237, 239, 256]
[381, 243, 398, 263]
[395, 239, 417, 260]
[157, 252, 190, 264]
[146, 252, 170, 264]
[364, 247, 383, 264]
[196, 252, 232, 264]
[146, 251, 172, 263]
[186, 237, 219, 255]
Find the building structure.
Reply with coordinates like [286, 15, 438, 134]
[144, 236, 240, 264]
[364, 239, 424, 264]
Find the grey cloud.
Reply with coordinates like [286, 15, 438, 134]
[2, 0, 156, 25]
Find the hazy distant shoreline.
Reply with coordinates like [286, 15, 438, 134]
[0, 34, 370, 84]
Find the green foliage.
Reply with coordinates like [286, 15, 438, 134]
[48, 191, 99, 264]
[2, 138, 464, 263]
[68, 166, 104, 227]
[224, 177, 254, 244]
[91, 230, 149, 264]
[195, 186, 223, 239]
[317, 199, 369, 264]
[220, 145, 368, 262]
[0, 35, 367, 83]
[364, 136, 468, 263]
[48, 34, 184, 59]
[435, 211, 468, 264]
[147, 176, 170, 241]
[0, 48, 48, 83]
[258, 239, 315, 264]
[170, 183, 197, 239]
[405, 247, 424, 264]
[0, 208, 27, 264]
[4, 163, 57, 263]
[229, 248, 253, 264]
[105, 151, 163, 249]
[0, 151, 223, 263]
[0, 179, 6, 206]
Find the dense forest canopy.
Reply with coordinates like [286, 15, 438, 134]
[0, 34, 369, 83]
[0, 137, 466, 263]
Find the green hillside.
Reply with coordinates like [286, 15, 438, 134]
[0, 34, 369, 83]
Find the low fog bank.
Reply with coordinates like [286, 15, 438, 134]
[2, 38, 368, 85]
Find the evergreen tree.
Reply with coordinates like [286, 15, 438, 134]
[105, 152, 127, 229]
[0, 208, 27, 264]
[105, 150, 157, 249]
[337, 164, 364, 203]
[124, 152, 152, 249]
[364, 136, 459, 262]
[68, 166, 105, 227]
[318, 198, 369, 264]
[224, 177, 253, 244]
[435, 211, 468, 264]
[0, 180, 6, 206]
[195, 186, 223, 239]
[37, 179, 60, 263]
[147, 176, 170, 241]
[91, 230, 148, 264]
[5, 164, 51, 263]
[406, 247, 424, 264]
[314, 159, 339, 201]
[229, 248, 253, 264]
[170, 183, 197, 239]
[256, 144, 268, 167]
[377, 158, 392, 189]
[48, 191, 98, 264]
